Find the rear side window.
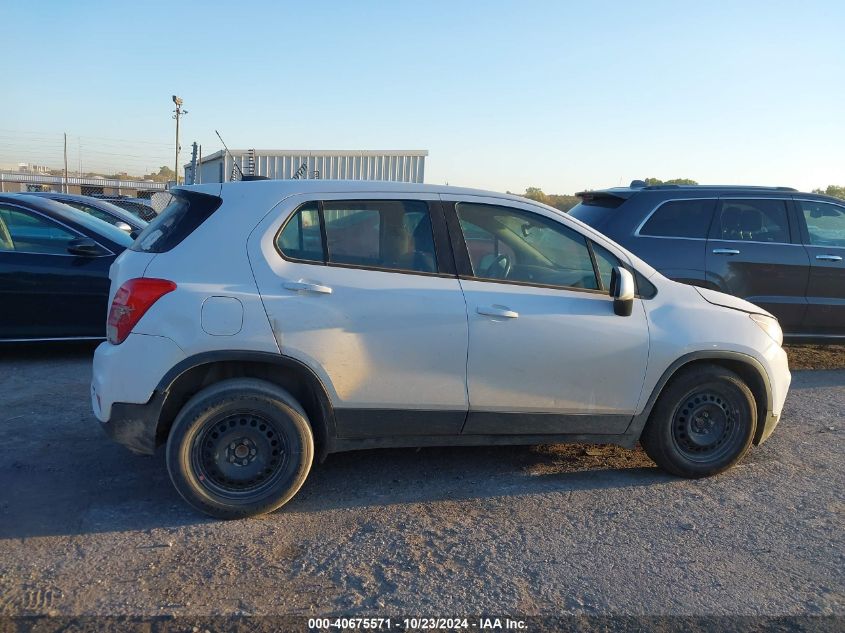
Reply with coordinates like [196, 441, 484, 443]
[322, 200, 437, 273]
[131, 190, 222, 253]
[639, 199, 715, 239]
[275, 200, 438, 274]
[277, 202, 323, 262]
[715, 199, 790, 243]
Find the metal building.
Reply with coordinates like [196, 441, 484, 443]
[185, 149, 427, 184]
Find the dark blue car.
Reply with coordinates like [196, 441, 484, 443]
[570, 182, 845, 342]
[0, 194, 133, 341]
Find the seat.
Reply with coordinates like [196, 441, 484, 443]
[394, 218, 437, 272]
[739, 208, 764, 241]
[720, 206, 743, 240]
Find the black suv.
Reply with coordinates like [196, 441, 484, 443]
[569, 183, 845, 342]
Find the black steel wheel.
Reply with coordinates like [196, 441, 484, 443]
[166, 378, 314, 519]
[191, 411, 291, 499]
[641, 364, 756, 478]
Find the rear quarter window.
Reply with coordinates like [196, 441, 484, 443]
[131, 190, 222, 253]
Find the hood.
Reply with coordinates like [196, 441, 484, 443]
[694, 287, 773, 317]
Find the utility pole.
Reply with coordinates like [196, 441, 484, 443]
[197, 145, 202, 184]
[63, 133, 69, 193]
[172, 95, 187, 185]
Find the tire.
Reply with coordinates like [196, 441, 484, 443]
[640, 364, 756, 478]
[166, 378, 314, 519]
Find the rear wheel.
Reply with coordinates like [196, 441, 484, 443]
[166, 378, 314, 519]
[641, 365, 756, 478]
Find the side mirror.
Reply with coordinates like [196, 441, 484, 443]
[67, 237, 107, 257]
[116, 221, 133, 232]
[609, 267, 635, 317]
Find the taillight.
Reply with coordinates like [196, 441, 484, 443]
[107, 278, 176, 345]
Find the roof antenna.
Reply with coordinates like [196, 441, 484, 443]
[215, 130, 244, 181]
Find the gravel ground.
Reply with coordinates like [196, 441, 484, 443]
[0, 343, 843, 621]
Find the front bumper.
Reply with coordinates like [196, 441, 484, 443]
[755, 344, 791, 445]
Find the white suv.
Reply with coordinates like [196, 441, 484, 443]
[91, 180, 791, 518]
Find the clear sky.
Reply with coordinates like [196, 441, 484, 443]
[2, 0, 843, 193]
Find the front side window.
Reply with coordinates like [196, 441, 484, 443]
[0, 205, 77, 255]
[639, 199, 715, 239]
[455, 203, 598, 290]
[798, 200, 845, 247]
[715, 199, 790, 243]
[322, 200, 437, 273]
[591, 242, 622, 291]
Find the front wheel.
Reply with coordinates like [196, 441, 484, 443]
[641, 365, 757, 478]
[166, 378, 314, 519]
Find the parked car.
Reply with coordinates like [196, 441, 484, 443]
[569, 183, 845, 342]
[94, 196, 157, 222]
[92, 180, 790, 519]
[0, 194, 134, 340]
[25, 192, 147, 234]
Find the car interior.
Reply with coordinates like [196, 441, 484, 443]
[0, 207, 75, 255]
[456, 203, 598, 289]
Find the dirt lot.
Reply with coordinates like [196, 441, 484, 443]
[0, 343, 843, 623]
[784, 345, 845, 370]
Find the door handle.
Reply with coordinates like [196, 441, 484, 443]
[283, 281, 333, 294]
[712, 248, 741, 255]
[816, 254, 843, 262]
[476, 305, 519, 319]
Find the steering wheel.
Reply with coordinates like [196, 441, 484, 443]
[483, 253, 512, 279]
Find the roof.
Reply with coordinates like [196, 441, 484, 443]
[575, 183, 835, 201]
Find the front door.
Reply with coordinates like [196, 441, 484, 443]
[248, 194, 469, 438]
[795, 198, 845, 337]
[0, 203, 113, 339]
[705, 197, 809, 331]
[444, 196, 650, 436]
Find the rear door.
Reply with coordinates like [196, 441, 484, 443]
[794, 198, 845, 337]
[0, 203, 114, 339]
[249, 193, 470, 439]
[705, 197, 809, 330]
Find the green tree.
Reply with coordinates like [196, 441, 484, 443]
[812, 185, 845, 200]
[520, 187, 580, 212]
[143, 166, 176, 182]
[645, 177, 698, 186]
[523, 187, 549, 204]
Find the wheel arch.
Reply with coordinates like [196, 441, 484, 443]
[155, 351, 337, 460]
[629, 351, 772, 446]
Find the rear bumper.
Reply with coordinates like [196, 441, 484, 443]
[98, 392, 166, 455]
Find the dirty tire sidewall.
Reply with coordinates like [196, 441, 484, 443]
[166, 380, 314, 519]
[641, 366, 757, 478]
